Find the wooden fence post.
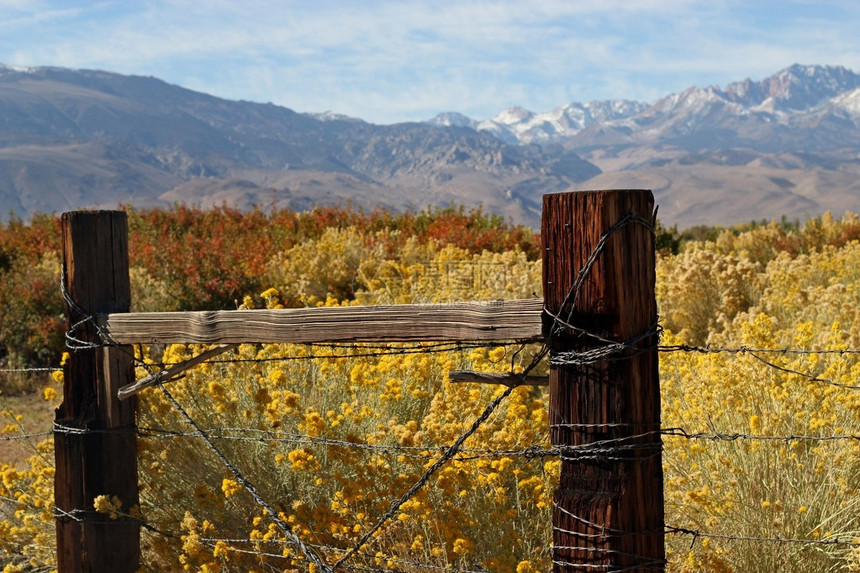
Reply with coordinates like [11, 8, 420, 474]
[542, 190, 664, 571]
[56, 211, 140, 572]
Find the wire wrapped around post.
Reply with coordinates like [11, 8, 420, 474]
[56, 211, 140, 572]
[542, 190, 665, 572]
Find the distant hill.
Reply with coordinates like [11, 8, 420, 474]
[3, 63, 860, 228]
[0, 65, 598, 227]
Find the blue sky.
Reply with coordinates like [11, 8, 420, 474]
[2, 0, 859, 124]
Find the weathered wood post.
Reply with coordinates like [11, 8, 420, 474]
[542, 191, 664, 571]
[56, 211, 139, 571]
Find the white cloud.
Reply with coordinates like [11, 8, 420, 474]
[2, 0, 860, 122]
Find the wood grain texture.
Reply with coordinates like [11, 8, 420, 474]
[56, 211, 139, 572]
[449, 371, 548, 387]
[98, 299, 544, 345]
[542, 190, 664, 572]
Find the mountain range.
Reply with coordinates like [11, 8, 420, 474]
[2, 63, 860, 229]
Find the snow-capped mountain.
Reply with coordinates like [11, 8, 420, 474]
[0, 64, 33, 74]
[4, 63, 860, 229]
[429, 100, 648, 144]
[423, 64, 860, 228]
[435, 64, 860, 152]
[586, 64, 860, 152]
[724, 63, 860, 111]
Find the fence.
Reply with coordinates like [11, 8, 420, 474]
[13, 188, 854, 571]
[49, 190, 662, 572]
[0, 193, 860, 571]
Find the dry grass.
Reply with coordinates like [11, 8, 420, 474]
[0, 391, 56, 467]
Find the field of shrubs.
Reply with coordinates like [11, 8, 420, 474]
[2, 204, 860, 571]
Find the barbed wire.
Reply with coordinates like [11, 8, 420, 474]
[666, 525, 860, 547]
[656, 342, 860, 391]
[151, 339, 533, 369]
[0, 430, 52, 442]
[23, 420, 860, 453]
[129, 334, 545, 572]
[332, 345, 546, 570]
[60, 265, 120, 351]
[27, 491, 522, 573]
[154, 380, 332, 571]
[550, 560, 666, 572]
[31, 208, 860, 571]
[549, 502, 667, 572]
[659, 343, 860, 356]
[0, 366, 61, 373]
[136, 425, 549, 460]
[48, 501, 496, 572]
[662, 428, 860, 442]
[141, 424, 860, 448]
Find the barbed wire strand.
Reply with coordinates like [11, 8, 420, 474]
[662, 428, 860, 442]
[744, 348, 860, 389]
[15, 339, 860, 373]
[0, 367, 62, 373]
[0, 430, 52, 442]
[153, 381, 333, 571]
[137, 425, 549, 460]
[659, 343, 860, 356]
[667, 525, 860, 547]
[155, 340, 534, 369]
[550, 558, 667, 572]
[50, 417, 860, 452]
[332, 342, 547, 570]
[135, 423, 860, 451]
[331, 389, 515, 568]
[550, 503, 667, 572]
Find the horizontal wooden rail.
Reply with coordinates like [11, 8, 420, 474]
[98, 299, 544, 345]
[449, 371, 549, 387]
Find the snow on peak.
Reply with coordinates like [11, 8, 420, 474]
[725, 64, 860, 111]
[493, 106, 535, 124]
[826, 87, 860, 117]
[423, 64, 860, 146]
[0, 63, 35, 75]
[426, 112, 478, 129]
[477, 100, 646, 144]
[308, 110, 364, 123]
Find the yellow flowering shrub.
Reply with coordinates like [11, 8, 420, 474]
[660, 216, 860, 572]
[133, 334, 552, 571]
[127, 235, 552, 571]
[0, 443, 56, 570]
[5, 212, 860, 571]
[265, 226, 541, 307]
[657, 244, 763, 344]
